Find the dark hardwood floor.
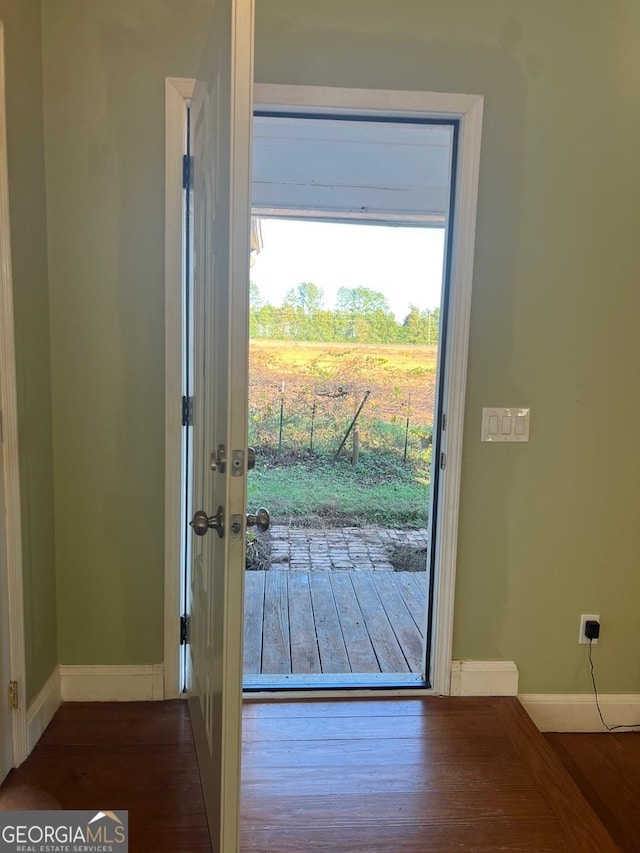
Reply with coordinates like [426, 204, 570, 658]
[547, 731, 640, 853]
[0, 697, 631, 852]
[241, 697, 616, 852]
[0, 701, 210, 852]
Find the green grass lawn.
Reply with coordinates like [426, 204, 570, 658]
[247, 452, 430, 529]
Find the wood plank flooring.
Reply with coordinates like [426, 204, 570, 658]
[0, 698, 628, 852]
[547, 731, 640, 852]
[0, 701, 210, 851]
[241, 697, 617, 852]
[243, 570, 427, 676]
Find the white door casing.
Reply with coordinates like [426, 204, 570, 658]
[164, 85, 483, 699]
[163, 75, 195, 700]
[251, 85, 483, 696]
[0, 21, 28, 777]
[186, 1, 254, 849]
[0, 20, 27, 778]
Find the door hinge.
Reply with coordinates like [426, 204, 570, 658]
[441, 413, 447, 432]
[8, 680, 18, 710]
[180, 614, 190, 645]
[440, 452, 446, 470]
[181, 395, 193, 427]
[182, 154, 193, 191]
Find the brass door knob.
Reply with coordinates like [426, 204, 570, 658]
[246, 508, 270, 532]
[190, 506, 225, 538]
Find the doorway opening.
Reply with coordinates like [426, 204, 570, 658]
[242, 111, 457, 689]
[165, 81, 484, 701]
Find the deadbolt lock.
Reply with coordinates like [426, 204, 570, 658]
[210, 444, 226, 473]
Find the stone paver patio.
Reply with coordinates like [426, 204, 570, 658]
[267, 525, 428, 572]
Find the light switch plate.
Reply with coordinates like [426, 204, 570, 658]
[481, 407, 530, 442]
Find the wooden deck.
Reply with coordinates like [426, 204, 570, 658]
[243, 570, 428, 678]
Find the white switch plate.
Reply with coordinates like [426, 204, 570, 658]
[481, 407, 530, 442]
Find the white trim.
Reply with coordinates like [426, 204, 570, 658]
[520, 693, 640, 732]
[253, 207, 445, 226]
[450, 660, 519, 696]
[245, 673, 427, 690]
[246, 661, 517, 701]
[27, 665, 168, 754]
[169, 77, 196, 104]
[254, 85, 484, 696]
[164, 82, 484, 698]
[0, 21, 28, 766]
[27, 667, 61, 753]
[430, 96, 484, 695]
[244, 688, 435, 700]
[253, 84, 483, 119]
[164, 77, 195, 699]
[59, 665, 165, 702]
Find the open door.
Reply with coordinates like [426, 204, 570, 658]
[186, 0, 254, 849]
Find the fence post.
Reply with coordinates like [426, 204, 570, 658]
[352, 429, 360, 465]
[403, 393, 411, 464]
[334, 390, 370, 461]
[309, 398, 316, 452]
[278, 381, 285, 453]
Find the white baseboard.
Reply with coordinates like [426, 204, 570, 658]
[520, 693, 640, 732]
[25, 665, 165, 756]
[59, 664, 165, 702]
[449, 660, 519, 696]
[27, 667, 62, 753]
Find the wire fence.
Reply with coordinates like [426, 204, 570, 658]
[248, 376, 433, 464]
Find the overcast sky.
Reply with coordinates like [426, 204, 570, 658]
[251, 218, 445, 320]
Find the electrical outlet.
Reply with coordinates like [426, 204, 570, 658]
[578, 613, 600, 645]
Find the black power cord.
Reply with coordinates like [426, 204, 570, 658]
[588, 640, 640, 731]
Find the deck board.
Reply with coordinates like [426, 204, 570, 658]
[244, 570, 427, 676]
[243, 571, 265, 674]
[392, 572, 427, 632]
[261, 571, 291, 674]
[370, 572, 424, 670]
[309, 573, 352, 673]
[349, 571, 410, 672]
[329, 573, 380, 672]
[288, 573, 321, 674]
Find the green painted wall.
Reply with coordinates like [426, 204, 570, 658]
[0, 0, 57, 704]
[254, 0, 640, 693]
[42, 0, 211, 665]
[41, 0, 640, 692]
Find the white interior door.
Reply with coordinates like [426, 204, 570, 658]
[186, 1, 254, 849]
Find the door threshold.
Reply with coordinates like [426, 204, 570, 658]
[243, 672, 430, 695]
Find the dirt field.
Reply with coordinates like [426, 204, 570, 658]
[249, 339, 438, 426]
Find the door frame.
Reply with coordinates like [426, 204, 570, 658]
[164, 76, 195, 698]
[0, 20, 28, 766]
[164, 81, 483, 698]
